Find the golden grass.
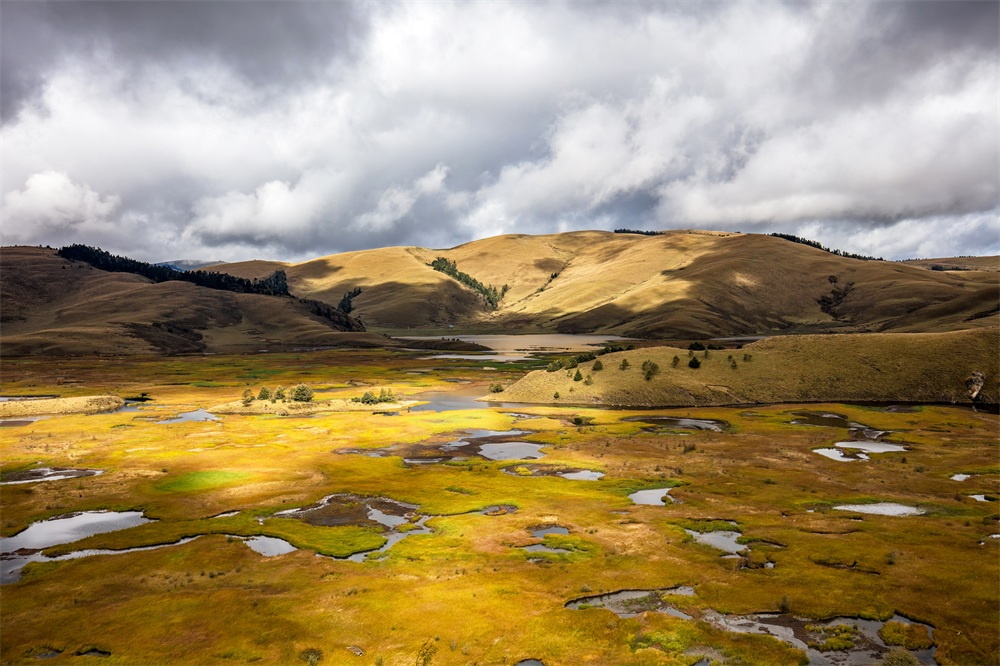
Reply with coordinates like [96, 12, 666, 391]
[499, 328, 999, 407]
[1, 350, 997, 665]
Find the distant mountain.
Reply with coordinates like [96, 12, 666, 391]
[216, 230, 999, 337]
[154, 259, 223, 272]
[1, 247, 378, 356]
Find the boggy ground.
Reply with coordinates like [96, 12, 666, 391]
[1, 349, 997, 665]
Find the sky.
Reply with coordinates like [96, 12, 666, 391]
[1, 0, 997, 263]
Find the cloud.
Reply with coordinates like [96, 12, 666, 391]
[2, 171, 120, 241]
[1, 1, 996, 262]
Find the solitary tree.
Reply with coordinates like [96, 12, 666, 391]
[642, 360, 660, 381]
[592, 359, 604, 371]
[672, 355, 680, 367]
[573, 369, 584, 381]
[291, 384, 314, 402]
[688, 357, 701, 369]
[619, 358, 630, 370]
[241, 389, 254, 406]
[583, 374, 593, 385]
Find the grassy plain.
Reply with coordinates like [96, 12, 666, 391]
[1, 348, 998, 665]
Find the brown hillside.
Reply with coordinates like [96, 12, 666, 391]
[0, 247, 385, 356]
[497, 328, 999, 407]
[216, 231, 999, 336]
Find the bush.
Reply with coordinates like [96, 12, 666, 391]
[274, 386, 286, 401]
[583, 374, 593, 386]
[547, 360, 563, 372]
[619, 359, 630, 370]
[688, 357, 701, 369]
[298, 648, 323, 666]
[241, 389, 254, 406]
[878, 621, 933, 650]
[641, 360, 660, 381]
[488, 382, 504, 393]
[592, 359, 603, 371]
[553, 392, 560, 399]
[672, 355, 680, 367]
[290, 384, 313, 402]
[688, 341, 706, 350]
[565, 358, 579, 369]
[880, 648, 920, 666]
[573, 369, 583, 381]
[257, 386, 271, 401]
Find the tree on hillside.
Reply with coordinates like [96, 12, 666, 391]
[573, 369, 584, 381]
[592, 359, 604, 371]
[257, 386, 271, 400]
[689, 357, 701, 369]
[642, 360, 660, 380]
[672, 355, 680, 367]
[619, 359, 630, 370]
[241, 389, 254, 406]
[274, 386, 286, 401]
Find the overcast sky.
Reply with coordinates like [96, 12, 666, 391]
[2, 0, 997, 263]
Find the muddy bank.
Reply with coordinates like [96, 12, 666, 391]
[0, 395, 124, 418]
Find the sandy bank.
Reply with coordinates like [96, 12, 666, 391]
[209, 399, 421, 415]
[0, 396, 124, 417]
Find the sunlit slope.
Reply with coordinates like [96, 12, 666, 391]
[498, 328, 999, 407]
[0, 247, 380, 356]
[219, 231, 997, 336]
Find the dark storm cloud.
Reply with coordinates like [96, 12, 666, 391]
[1, 0, 369, 122]
[1, 1, 996, 262]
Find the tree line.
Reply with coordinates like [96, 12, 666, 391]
[57, 244, 290, 296]
[768, 234, 883, 261]
[428, 257, 509, 309]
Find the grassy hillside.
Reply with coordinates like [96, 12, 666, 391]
[0, 247, 384, 356]
[496, 328, 999, 407]
[217, 230, 998, 337]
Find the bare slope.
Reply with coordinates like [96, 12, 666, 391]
[218, 231, 999, 336]
[497, 328, 999, 407]
[0, 247, 383, 356]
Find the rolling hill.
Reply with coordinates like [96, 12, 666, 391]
[217, 230, 999, 337]
[0, 247, 383, 356]
[495, 327, 999, 407]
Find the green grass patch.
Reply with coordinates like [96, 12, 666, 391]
[154, 471, 250, 493]
[878, 621, 934, 650]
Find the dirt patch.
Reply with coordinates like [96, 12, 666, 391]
[0, 395, 123, 417]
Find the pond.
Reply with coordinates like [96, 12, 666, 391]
[1, 510, 154, 584]
[833, 503, 925, 516]
[157, 409, 219, 424]
[241, 535, 297, 557]
[628, 488, 674, 505]
[478, 442, 545, 461]
[684, 529, 746, 554]
[623, 416, 728, 432]
[835, 441, 907, 454]
[565, 586, 696, 618]
[0, 467, 104, 485]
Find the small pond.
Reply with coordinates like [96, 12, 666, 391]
[814, 448, 868, 462]
[502, 464, 603, 480]
[684, 529, 745, 554]
[950, 473, 973, 481]
[157, 409, 219, 424]
[835, 441, 906, 453]
[522, 543, 571, 554]
[0, 467, 104, 485]
[629, 488, 674, 505]
[560, 470, 604, 481]
[833, 503, 924, 516]
[478, 442, 545, 461]
[1, 510, 154, 584]
[241, 535, 298, 556]
[565, 586, 696, 619]
[623, 416, 728, 432]
[531, 526, 569, 538]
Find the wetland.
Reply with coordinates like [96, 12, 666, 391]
[0, 345, 997, 665]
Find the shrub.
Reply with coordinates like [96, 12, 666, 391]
[574, 352, 596, 363]
[592, 359, 603, 371]
[241, 389, 254, 406]
[488, 382, 504, 393]
[298, 648, 323, 666]
[553, 392, 560, 399]
[547, 360, 563, 372]
[688, 357, 701, 369]
[573, 369, 584, 381]
[641, 360, 660, 380]
[257, 386, 271, 401]
[619, 359, 630, 370]
[290, 384, 313, 402]
[688, 341, 706, 350]
[672, 355, 680, 367]
[583, 374, 593, 385]
[274, 385, 286, 401]
[378, 388, 396, 403]
[565, 358, 579, 369]
[880, 648, 920, 666]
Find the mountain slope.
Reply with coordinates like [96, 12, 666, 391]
[0, 247, 382, 356]
[218, 230, 999, 337]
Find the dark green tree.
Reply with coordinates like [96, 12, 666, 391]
[257, 386, 271, 400]
[688, 357, 701, 369]
[619, 358, 630, 370]
[573, 369, 584, 381]
[592, 359, 603, 371]
[291, 384, 313, 402]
